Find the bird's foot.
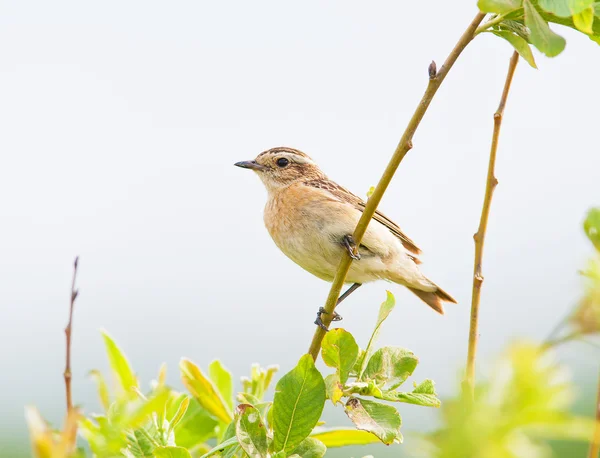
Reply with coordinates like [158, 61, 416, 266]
[343, 235, 361, 260]
[314, 307, 343, 331]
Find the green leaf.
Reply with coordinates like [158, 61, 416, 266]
[171, 397, 219, 448]
[167, 396, 189, 436]
[209, 360, 234, 411]
[290, 437, 327, 458]
[362, 347, 418, 389]
[235, 404, 269, 458]
[478, 0, 523, 13]
[572, 5, 595, 32]
[321, 328, 359, 384]
[538, 0, 594, 17]
[180, 358, 232, 424]
[344, 397, 402, 445]
[88, 369, 111, 411]
[324, 373, 344, 405]
[524, 0, 567, 56]
[101, 330, 138, 394]
[491, 30, 538, 68]
[198, 436, 239, 458]
[272, 354, 326, 454]
[359, 291, 396, 379]
[584, 207, 600, 251]
[154, 446, 192, 458]
[379, 390, 441, 407]
[311, 428, 383, 447]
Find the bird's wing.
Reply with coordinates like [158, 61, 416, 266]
[304, 179, 422, 255]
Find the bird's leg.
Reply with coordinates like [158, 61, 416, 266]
[343, 234, 361, 260]
[314, 283, 362, 331]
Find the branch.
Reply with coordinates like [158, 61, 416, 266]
[589, 368, 600, 458]
[464, 51, 519, 398]
[64, 256, 80, 412]
[307, 11, 487, 361]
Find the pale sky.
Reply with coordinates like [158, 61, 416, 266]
[1, 1, 598, 455]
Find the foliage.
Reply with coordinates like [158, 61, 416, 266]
[422, 343, 595, 458]
[477, 0, 600, 66]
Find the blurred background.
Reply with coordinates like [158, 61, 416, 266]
[1, 1, 598, 456]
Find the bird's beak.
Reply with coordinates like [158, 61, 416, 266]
[234, 160, 267, 171]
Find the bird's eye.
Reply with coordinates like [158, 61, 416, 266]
[276, 157, 290, 168]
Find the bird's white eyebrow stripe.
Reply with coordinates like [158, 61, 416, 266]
[259, 149, 316, 165]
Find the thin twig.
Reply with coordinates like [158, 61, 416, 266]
[464, 51, 519, 398]
[64, 256, 80, 412]
[589, 368, 600, 458]
[307, 11, 487, 361]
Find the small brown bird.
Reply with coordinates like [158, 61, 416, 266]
[235, 147, 456, 328]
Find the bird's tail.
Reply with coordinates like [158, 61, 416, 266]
[407, 283, 457, 315]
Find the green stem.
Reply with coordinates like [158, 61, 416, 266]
[307, 11, 487, 361]
[589, 368, 600, 458]
[464, 51, 519, 399]
[475, 13, 509, 35]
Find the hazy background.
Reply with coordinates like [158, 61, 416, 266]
[1, 1, 598, 456]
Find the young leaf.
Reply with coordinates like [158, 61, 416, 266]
[584, 207, 600, 251]
[154, 446, 192, 458]
[209, 360, 234, 411]
[235, 404, 269, 458]
[272, 354, 326, 454]
[290, 437, 327, 458]
[88, 369, 111, 411]
[572, 6, 595, 33]
[344, 397, 402, 445]
[180, 358, 232, 424]
[524, 0, 566, 56]
[321, 328, 359, 383]
[311, 429, 383, 448]
[478, 0, 522, 14]
[324, 373, 344, 405]
[101, 330, 139, 394]
[167, 396, 189, 435]
[359, 291, 396, 379]
[491, 30, 538, 68]
[362, 347, 418, 389]
[170, 398, 219, 448]
[538, 0, 594, 17]
[198, 436, 239, 458]
[378, 379, 441, 407]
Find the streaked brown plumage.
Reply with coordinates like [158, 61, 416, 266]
[235, 147, 456, 314]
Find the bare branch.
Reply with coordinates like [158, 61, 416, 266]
[308, 11, 487, 361]
[464, 51, 519, 398]
[64, 256, 80, 412]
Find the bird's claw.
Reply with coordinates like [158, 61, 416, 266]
[343, 235, 361, 260]
[314, 306, 343, 331]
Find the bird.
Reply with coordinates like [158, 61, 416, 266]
[234, 146, 456, 329]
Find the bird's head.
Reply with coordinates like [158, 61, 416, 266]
[235, 147, 325, 191]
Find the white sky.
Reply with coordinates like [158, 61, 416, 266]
[1, 1, 598, 454]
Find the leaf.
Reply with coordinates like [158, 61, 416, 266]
[167, 396, 189, 435]
[180, 358, 232, 424]
[235, 404, 269, 458]
[290, 437, 327, 458]
[198, 436, 239, 458]
[538, 0, 594, 16]
[524, 0, 567, 56]
[379, 390, 441, 407]
[272, 354, 326, 454]
[478, 0, 523, 13]
[359, 291, 396, 379]
[584, 207, 600, 251]
[572, 5, 595, 32]
[171, 397, 219, 448]
[101, 330, 139, 394]
[311, 428, 383, 448]
[362, 347, 418, 389]
[491, 30, 538, 68]
[88, 370, 111, 411]
[154, 446, 192, 458]
[321, 329, 359, 384]
[344, 397, 402, 445]
[209, 360, 234, 411]
[324, 374, 344, 405]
